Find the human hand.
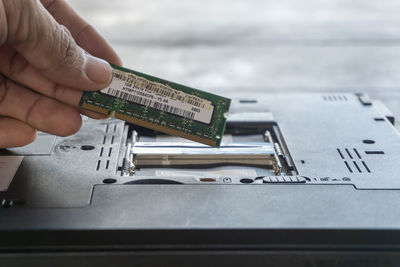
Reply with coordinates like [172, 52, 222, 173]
[0, 0, 122, 148]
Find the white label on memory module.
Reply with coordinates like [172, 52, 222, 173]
[101, 69, 214, 124]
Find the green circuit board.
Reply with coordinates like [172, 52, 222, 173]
[79, 64, 231, 147]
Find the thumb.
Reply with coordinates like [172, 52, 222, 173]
[3, 0, 112, 90]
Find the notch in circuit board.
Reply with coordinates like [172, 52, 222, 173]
[79, 64, 231, 147]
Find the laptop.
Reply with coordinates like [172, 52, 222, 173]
[1, 93, 400, 266]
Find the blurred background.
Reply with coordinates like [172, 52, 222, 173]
[68, 0, 400, 124]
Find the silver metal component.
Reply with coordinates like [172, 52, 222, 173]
[131, 142, 278, 168]
[264, 130, 272, 143]
[132, 130, 139, 143]
[122, 141, 134, 176]
[122, 130, 139, 176]
[272, 151, 282, 175]
[274, 142, 284, 157]
[262, 176, 306, 183]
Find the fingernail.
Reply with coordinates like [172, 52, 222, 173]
[85, 55, 112, 85]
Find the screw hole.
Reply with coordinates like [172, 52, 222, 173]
[103, 178, 117, 184]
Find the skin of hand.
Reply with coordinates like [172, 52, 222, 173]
[0, 0, 122, 148]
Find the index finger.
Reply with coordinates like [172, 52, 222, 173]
[41, 0, 122, 65]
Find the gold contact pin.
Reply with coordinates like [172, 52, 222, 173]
[115, 113, 217, 147]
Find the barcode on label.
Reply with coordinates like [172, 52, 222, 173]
[107, 88, 152, 106]
[106, 88, 196, 120]
[152, 101, 195, 119]
[113, 70, 208, 109]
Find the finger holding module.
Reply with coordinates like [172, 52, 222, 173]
[1, 0, 112, 91]
[0, 116, 37, 148]
[0, 76, 83, 138]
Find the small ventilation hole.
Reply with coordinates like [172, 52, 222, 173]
[111, 136, 115, 145]
[96, 160, 101, 171]
[362, 161, 371, 173]
[80, 145, 95, 151]
[102, 136, 107, 144]
[239, 100, 257, 104]
[345, 148, 353, 159]
[99, 147, 104, 157]
[323, 95, 348, 102]
[106, 160, 110, 170]
[103, 178, 116, 184]
[108, 147, 112, 157]
[105, 124, 109, 133]
[240, 178, 254, 184]
[337, 148, 344, 159]
[353, 161, 362, 173]
[353, 148, 362, 159]
[363, 140, 375, 144]
[344, 161, 353, 173]
[114, 124, 117, 132]
[365, 151, 384, 155]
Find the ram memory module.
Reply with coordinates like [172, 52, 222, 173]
[79, 64, 231, 147]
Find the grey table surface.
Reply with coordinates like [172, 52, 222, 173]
[68, 0, 400, 126]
